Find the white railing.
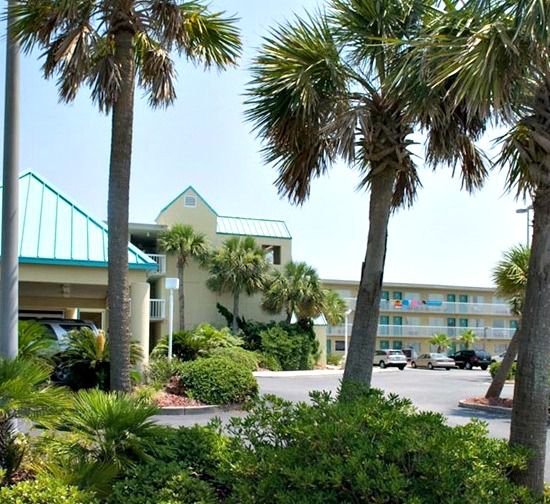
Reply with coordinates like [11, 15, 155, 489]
[147, 254, 166, 276]
[341, 297, 511, 316]
[327, 324, 516, 340]
[150, 299, 166, 321]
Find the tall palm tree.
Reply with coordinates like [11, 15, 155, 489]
[486, 245, 529, 400]
[429, 333, 451, 353]
[246, 0, 486, 388]
[207, 237, 269, 332]
[12, 1, 241, 392]
[411, 0, 550, 492]
[159, 224, 210, 330]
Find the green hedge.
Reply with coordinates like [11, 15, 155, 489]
[179, 357, 258, 405]
[489, 361, 517, 380]
[0, 477, 97, 503]
[260, 325, 317, 371]
[208, 347, 258, 371]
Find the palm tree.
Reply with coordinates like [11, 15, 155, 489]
[17, 321, 56, 361]
[245, 1, 486, 389]
[429, 333, 451, 353]
[321, 289, 347, 326]
[11, 1, 241, 392]
[411, 0, 550, 492]
[458, 329, 476, 351]
[159, 224, 210, 330]
[207, 237, 269, 332]
[486, 245, 529, 400]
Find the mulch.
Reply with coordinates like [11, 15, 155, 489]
[154, 391, 204, 408]
[463, 396, 513, 408]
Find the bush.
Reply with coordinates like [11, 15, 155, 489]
[225, 389, 536, 503]
[326, 353, 342, 366]
[108, 462, 217, 504]
[489, 361, 517, 380]
[255, 352, 282, 371]
[179, 357, 258, 405]
[208, 347, 258, 371]
[260, 325, 317, 371]
[0, 477, 97, 503]
[146, 357, 186, 387]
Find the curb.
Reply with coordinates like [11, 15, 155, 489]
[156, 404, 241, 416]
[254, 370, 344, 378]
[458, 400, 512, 417]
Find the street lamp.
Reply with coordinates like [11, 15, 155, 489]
[516, 205, 533, 247]
[165, 277, 179, 361]
[344, 309, 352, 359]
[483, 327, 489, 351]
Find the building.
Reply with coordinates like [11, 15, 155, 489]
[322, 279, 518, 356]
[128, 185, 292, 345]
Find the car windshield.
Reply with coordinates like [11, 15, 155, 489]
[388, 350, 403, 355]
[476, 351, 490, 358]
[431, 353, 448, 359]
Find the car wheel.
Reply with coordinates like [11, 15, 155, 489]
[411, 361, 417, 368]
[428, 362, 434, 370]
[465, 362, 472, 370]
[480, 365, 488, 371]
[446, 367, 451, 371]
[398, 365, 405, 371]
[379, 361, 386, 369]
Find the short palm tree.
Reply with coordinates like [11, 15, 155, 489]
[429, 333, 451, 353]
[458, 329, 476, 350]
[159, 224, 210, 330]
[12, 1, 241, 392]
[486, 245, 529, 400]
[321, 289, 347, 326]
[207, 237, 269, 332]
[17, 321, 56, 361]
[246, 0, 487, 389]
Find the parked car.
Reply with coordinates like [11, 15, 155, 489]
[451, 349, 492, 370]
[401, 348, 418, 363]
[410, 353, 456, 370]
[374, 349, 407, 370]
[20, 317, 99, 351]
[491, 351, 517, 364]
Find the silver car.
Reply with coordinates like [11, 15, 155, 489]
[374, 349, 407, 370]
[411, 353, 456, 370]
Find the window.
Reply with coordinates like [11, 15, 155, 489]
[459, 318, 468, 328]
[447, 318, 456, 327]
[393, 316, 403, 325]
[393, 291, 402, 300]
[392, 340, 403, 350]
[379, 340, 390, 350]
[379, 315, 389, 325]
[184, 195, 197, 208]
[381, 290, 389, 301]
[263, 245, 281, 265]
[335, 340, 345, 351]
[510, 320, 519, 329]
[447, 294, 456, 302]
[459, 294, 469, 303]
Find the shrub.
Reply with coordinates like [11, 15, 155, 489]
[326, 353, 342, 366]
[225, 389, 536, 503]
[0, 477, 97, 503]
[260, 325, 317, 371]
[179, 357, 258, 405]
[255, 352, 282, 371]
[489, 361, 517, 380]
[208, 347, 258, 371]
[146, 357, 186, 387]
[108, 462, 217, 504]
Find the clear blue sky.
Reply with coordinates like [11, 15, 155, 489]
[0, 0, 531, 287]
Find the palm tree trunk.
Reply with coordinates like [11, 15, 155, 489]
[108, 27, 135, 392]
[178, 259, 185, 330]
[285, 310, 292, 324]
[485, 327, 520, 399]
[232, 291, 240, 332]
[342, 166, 395, 387]
[509, 185, 550, 495]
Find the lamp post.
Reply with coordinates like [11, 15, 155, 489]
[0, 0, 20, 359]
[344, 309, 352, 359]
[483, 326, 488, 352]
[165, 277, 179, 361]
[516, 205, 533, 247]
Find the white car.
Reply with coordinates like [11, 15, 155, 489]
[411, 353, 456, 370]
[374, 349, 407, 370]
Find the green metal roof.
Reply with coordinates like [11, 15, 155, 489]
[217, 215, 291, 239]
[0, 171, 155, 270]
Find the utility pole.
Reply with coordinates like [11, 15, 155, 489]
[0, 0, 20, 359]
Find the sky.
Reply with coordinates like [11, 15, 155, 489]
[0, 0, 532, 288]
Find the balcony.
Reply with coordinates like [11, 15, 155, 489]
[150, 299, 166, 321]
[327, 324, 516, 340]
[146, 254, 166, 277]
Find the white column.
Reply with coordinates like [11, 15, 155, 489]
[130, 282, 150, 365]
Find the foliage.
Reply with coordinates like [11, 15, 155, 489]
[255, 352, 282, 371]
[260, 325, 318, 371]
[55, 329, 142, 391]
[490, 361, 517, 380]
[159, 224, 210, 266]
[208, 347, 259, 371]
[108, 462, 218, 504]
[179, 357, 258, 405]
[458, 330, 477, 350]
[39, 390, 161, 495]
[225, 389, 536, 503]
[146, 357, 187, 388]
[326, 353, 342, 366]
[430, 333, 452, 352]
[0, 477, 97, 504]
[493, 245, 530, 316]
[18, 321, 56, 362]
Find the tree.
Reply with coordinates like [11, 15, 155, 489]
[429, 333, 451, 353]
[262, 261, 346, 324]
[207, 237, 269, 332]
[458, 329, 476, 351]
[486, 245, 529, 400]
[412, 0, 550, 491]
[246, 1, 486, 389]
[159, 224, 210, 330]
[12, 1, 241, 392]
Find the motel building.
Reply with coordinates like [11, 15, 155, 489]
[3, 170, 517, 364]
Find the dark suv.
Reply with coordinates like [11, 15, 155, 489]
[451, 350, 492, 370]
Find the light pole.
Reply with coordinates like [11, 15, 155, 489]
[516, 205, 533, 247]
[483, 326, 488, 352]
[165, 277, 179, 361]
[344, 309, 352, 359]
[0, 0, 20, 359]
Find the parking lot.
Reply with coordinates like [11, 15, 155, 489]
[155, 367, 550, 480]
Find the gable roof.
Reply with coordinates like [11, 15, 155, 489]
[0, 171, 155, 270]
[156, 185, 218, 220]
[217, 216, 291, 239]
